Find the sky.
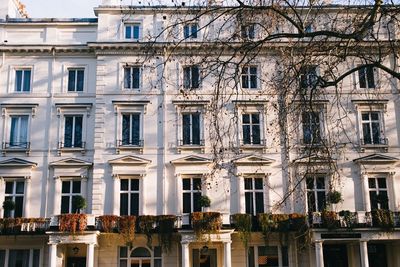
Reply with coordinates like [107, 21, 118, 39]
[22, 0, 100, 18]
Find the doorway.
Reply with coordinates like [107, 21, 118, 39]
[192, 248, 217, 267]
[67, 257, 86, 267]
[323, 244, 348, 267]
[368, 243, 387, 267]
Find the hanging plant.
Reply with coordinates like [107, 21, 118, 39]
[231, 213, 252, 248]
[326, 190, 342, 204]
[258, 213, 289, 232]
[138, 215, 157, 246]
[371, 209, 394, 229]
[59, 214, 87, 234]
[73, 196, 87, 213]
[199, 195, 211, 208]
[2, 199, 15, 218]
[156, 215, 177, 253]
[191, 212, 222, 240]
[98, 215, 119, 233]
[119, 215, 136, 246]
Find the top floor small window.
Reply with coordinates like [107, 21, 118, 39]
[68, 68, 84, 92]
[15, 69, 31, 92]
[124, 66, 141, 90]
[184, 23, 198, 39]
[125, 24, 140, 40]
[241, 24, 255, 40]
[358, 66, 376, 89]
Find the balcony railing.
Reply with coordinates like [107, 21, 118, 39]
[239, 138, 266, 147]
[1, 142, 31, 155]
[360, 138, 388, 146]
[178, 139, 205, 146]
[116, 139, 144, 154]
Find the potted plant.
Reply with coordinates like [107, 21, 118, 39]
[338, 210, 357, 228]
[322, 211, 339, 229]
[199, 195, 211, 209]
[2, 199, 15, 218]
[327, 190, 342, 204]
[73, 195, 87, 213]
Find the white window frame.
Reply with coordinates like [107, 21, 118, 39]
[368, 176, 389, 210]
[181, 112, 202, 146]
[182, 65, 201, 89]
[241, 65, 259, 89]
[122, 65, 142, 90]
[60, 179, 82, 214]
[62, 115, 84, 148]
[183, 22, 199, 39]
[236, 104, 266, 148]
[11, 67, 33, 93]
[181, 176, 203, 215]
[360, 111, 385, 145]
[118, 246, 162, 267]
[301, 110, 324, 145]
[63, 65, 88, 93]
[357, 65, 378, 89]
[3, 179, 25, 218]
[119, 176, 141, 216]
[305, 174, 327, 213]
[113, 102, 147, 153]
[1, 106, 35, 153]
[243, 176, 265, 215]
[0, 248, 42, 267]
[299, 65, 318, 89]
[124, 23, 142, 40]
[56, 104, 91, 154]
[241, 23, 256, 40]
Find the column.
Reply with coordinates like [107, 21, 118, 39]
[223, 241, 232, 267]
[48, 243, 57, 267]
[87, 243, 95, 267]
[53, 176, 61, 216]
[0, 178, 5, 216]
[181, 241, 190, 267]
[112, 175, 119, 215]
[315, 240, 324, 267]
[359, 240, 369, 267]
[361, 173, 371, 212]
[81, 176, 88, 213]
[24, 177, 31, 218]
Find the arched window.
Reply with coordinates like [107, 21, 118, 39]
[119, 246, 162, 267]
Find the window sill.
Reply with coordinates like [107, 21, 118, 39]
[1, 147, 30, 156]
[177, 145, 205, 154]
[359, 144, 389, 152]
[239, 144, 267, 153]
[57, 147, 86, 156]
[116, 145, 143, 154]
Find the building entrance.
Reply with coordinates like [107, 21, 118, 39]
[323, 244, 348, 267]
[368, 243, 387, 267]
[67, 257, 86, 267]
[192, 247, 217, 267]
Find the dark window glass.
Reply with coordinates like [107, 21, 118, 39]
[255, 192, 264, 214]
[61, 196, 70, 214]
[131, 179, 139, 191]
[5, 182, 13, 194]
[120, 193, 128, 215]
[72, 181, 81, 193]
[255, 178, 263, 189]
[14, 196, 23, 217]
[193, 192, 201, 212]
[182, 179, 190, 190]
[183, 193, 191, 213]
[130, 193, 139, 216]
[121, 179, 129, 191]
[245, 192, 253, 214]
[62, 181, 70, 193]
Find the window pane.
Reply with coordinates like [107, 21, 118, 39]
[61, 196, 70, 214]
[23, 70, 31, 92]
[15, 70, 23, 91]
[77, 70, 84, 91]
[317, 192, 326, 211]
[193, 192, 201, 212]
[182, 114, 191, 145]
[255, 192, 264, 214]
[120, 247, 128, 258]
[130, 193, 139, 216]
[244, 178, 253, 190]
[183, 192, 191, 213]
[371, 122, 380, 144]
[192, 113, 200, 145]
[255, 178, 263, 189]
[0, 250, 5, 267]
[377, 178, 387, 189]
[245, 192, 253, 214]
[306, 177, 314, 190]
[362, 123, 372, 144]
[124, 68, 131, 88]
[361, 113, 369, 121]
[5, 182, 13, 194]
[68, 70, 76, 91]
[72, 181, 81, 193]
[125, 26, 131, 39]
[248, 247, 255, 267]
[64, 116, 73, 147]
[120, 260, 127, 267]
[250, 73, 257, 88]
[184, 25, 190, 38]
[154, 246, 162, 257]
[131, 114, 140, 145]
[9, 250, 30, 267]
[133, 25, 140, 39]
[182, 179, 190, 190]
[131, 179, 139, 191]
[252, 125, 261, 144]
[191, 24, 198, 38]
[154, 259, 162, 267]
[370, 112, 379, 120]
[120, 193, 128, 216]
[316, 177, 325, 189]
[192, 66, 199, 88]
[122, 114, 130, 145]
[379, 192, 389, 209]
[282, 246, 289, 267]
[359, 68, 366, 88]
[131, 247, 151, 257]
[72, 195, 79, 213]
[242, 74, 249, 88]
[183, 67, 191, 88]
[132, 68, 140, 89]
[74, 116, 83, 147]
[366, 66, 375, 88]
[369, 191, 378, 210]
[243, 125, 251, 144]
[14, 196, 23, 217]
[121, 179, 129, 191]
[193, 178, 202, 190]
[62, 181, 71, 193]
[15, 181, 24, 194]
[368, 178, 376, 189]
[307, 191, 316, 212]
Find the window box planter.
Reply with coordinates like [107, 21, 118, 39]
[58, 214, 87, 234]
[191, 212, 222, 240]
[97, 215, 120, 233]
[321, 211, 339, 229]
[371, 209, 394, 229]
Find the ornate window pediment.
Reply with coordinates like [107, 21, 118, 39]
[49, 158, 92, 178]
[170, 155, 211, 175]
[232, 155, 275, 166]
[0, 158, 37, 168]
[353, 154, 399, 165]
[170, 155, 211, 165]
[0, 158, 37, 178]
[109, 155, 151, 177]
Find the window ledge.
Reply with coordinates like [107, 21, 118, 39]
[359, 144, 389, 153]
[116, 145, 144, 154]
[57, 142, 86, 156]
[239, 144, 267, 154]
[177, 145, 205, 154]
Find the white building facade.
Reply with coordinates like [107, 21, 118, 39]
[0, 0, 400, 266]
